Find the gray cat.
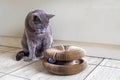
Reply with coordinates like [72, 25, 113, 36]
[16, 10, 54, 61]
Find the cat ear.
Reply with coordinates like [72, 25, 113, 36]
[46, 14, 55, 19]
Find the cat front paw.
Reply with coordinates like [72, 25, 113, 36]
[40, 55, 45, 60]
[40, 52, 45, 60]
[23, 57, 34, 62]
[36, 52, 45, 60]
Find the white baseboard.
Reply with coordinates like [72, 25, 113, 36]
[0, 36, 120, 60]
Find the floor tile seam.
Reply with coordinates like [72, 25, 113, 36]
[104, 58, 120, 61]
[7, 74, 30, 80]
[83, 58, 105, 80]
[85, 55, 104, 59]
[7, 61, 38, 74]
[99, 65, 120, 69]
[88, 64, 99, 65]
[86, 55, 120, 61]
[0, 72, 30, 80]
[0, 72, 7, 78]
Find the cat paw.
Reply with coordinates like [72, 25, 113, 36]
[35, 53, 41, 57]
[39, 55, 45, 60]
[23, 57, 34, 62]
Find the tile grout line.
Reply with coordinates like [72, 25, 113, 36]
[86, 55, 120, 61]
[99, 65, 120, 69]
[8, 74, 30, 80]
[0, 46, 33, 80]
[83, 58, 105, 80]
[8, 61, 39, 74]
[0, 61, 39, 80]
[0, 73, 7, 78]
[8, 60, 43, 80]
[0, 45, 42, 80]
[0, 74, 30, 80]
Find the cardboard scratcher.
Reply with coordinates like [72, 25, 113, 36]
[43, 45, 87, 75]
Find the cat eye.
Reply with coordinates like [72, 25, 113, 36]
[33, 15, 42, 24]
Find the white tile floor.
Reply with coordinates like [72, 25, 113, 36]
[0, 46, 120, 80]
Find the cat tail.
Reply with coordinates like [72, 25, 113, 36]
[16, 51, 25, 61]
[16, 51, 29, 61]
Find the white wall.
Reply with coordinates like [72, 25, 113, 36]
[0, 0, 120, 45]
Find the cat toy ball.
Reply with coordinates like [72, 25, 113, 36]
[43, 45, 87, 75]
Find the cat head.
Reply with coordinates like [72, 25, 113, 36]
[26, 10, 54, 34]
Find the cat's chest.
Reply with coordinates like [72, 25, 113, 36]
[33, 35, 44, 41]
[27, 34, 44, 43]
[27, 32, 48, 44]
[31, 37, 43, 47]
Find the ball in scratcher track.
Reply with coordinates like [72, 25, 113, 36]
[43, 45, 87, 75]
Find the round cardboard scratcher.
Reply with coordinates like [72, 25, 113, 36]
[45, 45, 85, 61]
[43, 45, 87, 75]
[43, 59, 87, 75]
